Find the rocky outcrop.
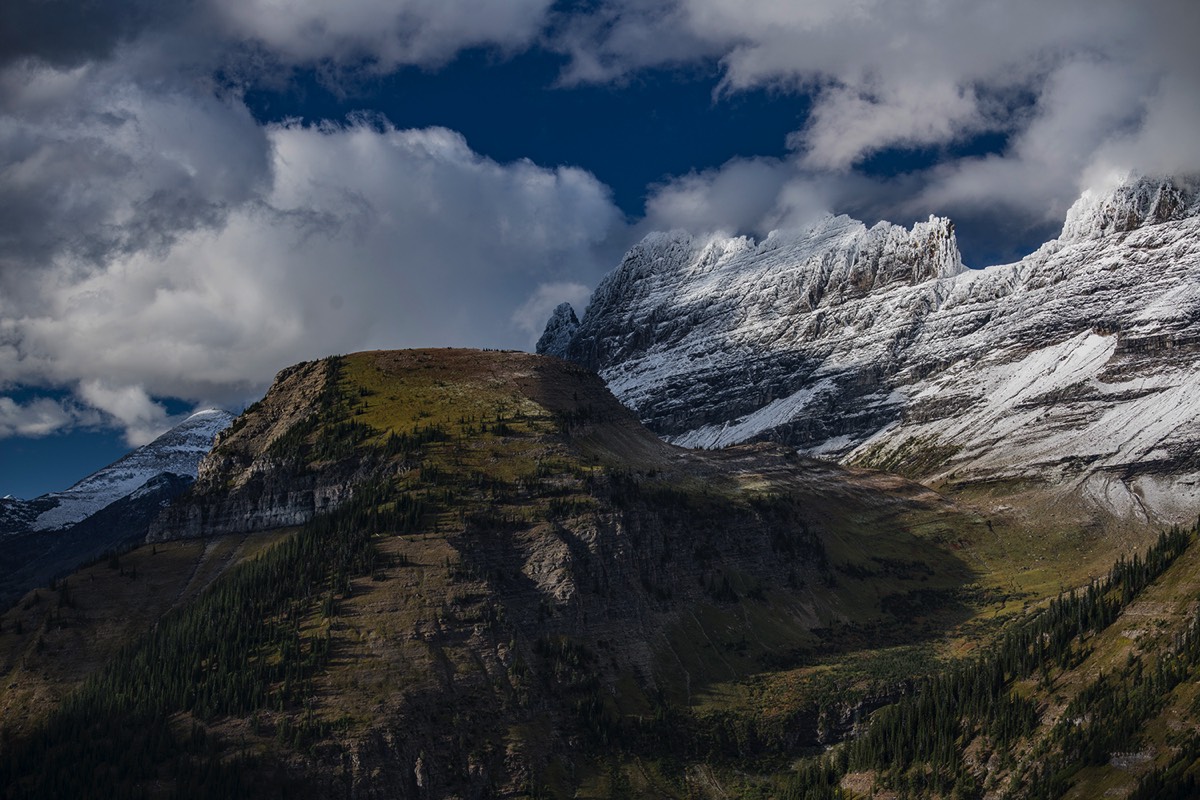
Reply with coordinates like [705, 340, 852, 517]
[535, 302, 579, 358]
[147, 469, 358, 541]
[545, 175, 1200, 522]
[1058, 176, 1200, 242]
[149, 359, 358, 540]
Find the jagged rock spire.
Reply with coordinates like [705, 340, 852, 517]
[1059, 175, 1200, 243]
[536, 302, 579, 358]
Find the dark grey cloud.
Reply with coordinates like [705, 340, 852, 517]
[0, 63, 270, 279]
[0, 0, 173, 68]
[0, 0, 555, 73]
[210, 0, 554, 70]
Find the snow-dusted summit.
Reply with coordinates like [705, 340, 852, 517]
[1059, 176, 1200, 243]
[541, 176, 1200, 523]
[1, 409, 234, 535]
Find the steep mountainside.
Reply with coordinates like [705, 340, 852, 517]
[0, 409, 234, 608]
[543, 176, 1200, 524]
[536, 302, 580, 357]
[4, 349, 1199, 799]
[0, 349, 997, 798]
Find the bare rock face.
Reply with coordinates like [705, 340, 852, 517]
[545, 176, 1200, 523]
[1058, 176, 1199, 242]
[535, 302, 579, 359]
[149, 359, 360, 540]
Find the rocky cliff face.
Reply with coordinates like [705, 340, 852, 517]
[149, 359, 363, 540]
[535, 302, 579, 358]
[542, 176, 1200, 523]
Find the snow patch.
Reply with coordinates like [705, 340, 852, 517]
[671, 379, 836, 449]
[28, 409, 234, 532]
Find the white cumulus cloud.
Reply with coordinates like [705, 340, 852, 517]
[0, 63, 624, 442]
[561, 0, 1200, 247]
[77, 381, 173, 446]
[0, 396, 99, 438]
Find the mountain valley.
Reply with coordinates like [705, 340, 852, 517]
[2, 171, 1200, 800]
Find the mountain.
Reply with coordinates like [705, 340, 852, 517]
[0, 349, 988, 797]
[0, 409, 233, 607]
[4, 349, 1200, 798]
[535, 302, 580, 357]
[1, 408, 235, 535]
[542, 175, 1200, 525]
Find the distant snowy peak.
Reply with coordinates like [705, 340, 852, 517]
[1059, 175, 1200, 244]
[544, 174, 1200, 523]
[536, 302, 579, 359]
[598, 214, 963, 302]
[27, 408, 235, 532]
[564, 213, 965, 373]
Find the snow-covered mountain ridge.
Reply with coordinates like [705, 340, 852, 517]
[541, 176, 1200, 522]
[0, 409, 234, 535]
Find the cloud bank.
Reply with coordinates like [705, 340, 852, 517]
[1, 82, 621, 435]
[0, 396, 100, 439]
[0, 0, 625, 443]
[2, 0, 1198, 444]
[560, 0, 1200, 247]
[212, 0, 553, 70]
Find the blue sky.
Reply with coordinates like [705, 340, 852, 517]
[2, 0, 1198, 498]
[245, 53, 806, 220]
